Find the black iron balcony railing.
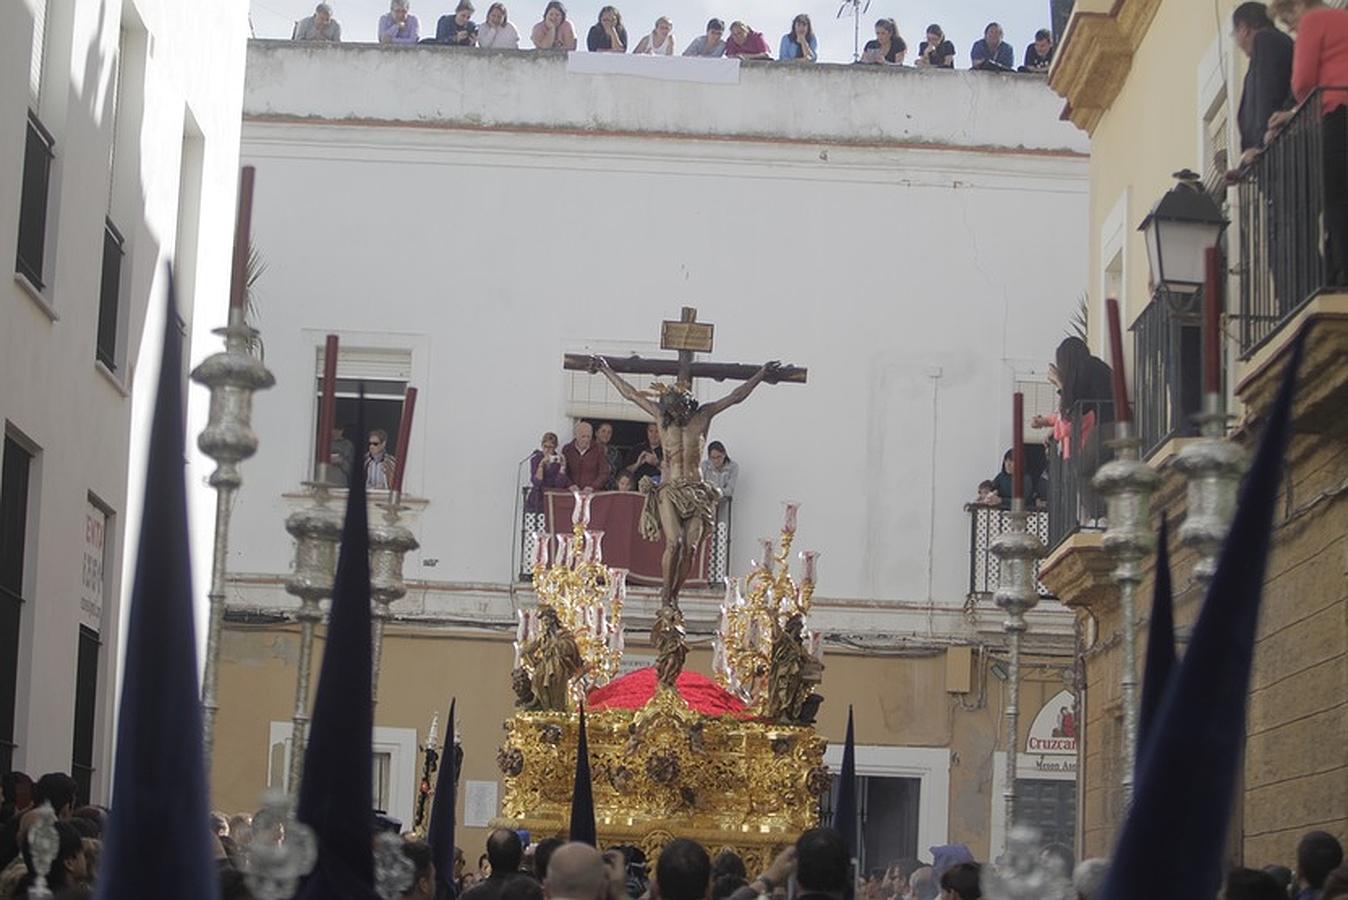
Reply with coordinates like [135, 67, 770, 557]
[518, 487, 732, 586]
[1132, 291, 1202, 459]
[966, 504, 1053, 600]
[1237, 86, 1348, 355]
[1045, 399, 1115, 550]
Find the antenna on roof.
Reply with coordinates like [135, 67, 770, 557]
[836, 0, 872, 63]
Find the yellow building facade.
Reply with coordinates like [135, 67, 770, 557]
[1048, 0, 1348, 862]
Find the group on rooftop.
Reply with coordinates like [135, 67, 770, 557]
[291, 1, 1058, 70]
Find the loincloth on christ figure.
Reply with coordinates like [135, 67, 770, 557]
[638, 477, 721, 542]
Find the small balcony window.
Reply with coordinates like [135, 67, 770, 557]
[16, 112, 56, 290]
[96, 220, 125, 371]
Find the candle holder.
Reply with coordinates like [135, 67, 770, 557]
[412, 711, 440, 835]
[1092, 420, 1160, 806]
[369, 492, 421, 708]
[192, 303, 275, 765]
[283, 476, 343, 793]
[1173, 397, 1246, 588]
[244, 789, 318, 900]
[989, 500, 1046, 833]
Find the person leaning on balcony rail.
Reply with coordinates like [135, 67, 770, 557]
[779, 14, 818, 63]
[633, 17, 675, 55]
[1020, 28, 1054, 72]
[725, 21, 772, 60]
[478, 2, 520, 48]
[701, 441, 737, 497]
[683, 18, 727, 57]
[563, 421, 612, 493]
[860, 18, 906, 65]
[916, 24, 956, 68]
[531, 1, 577, 49]
[1268, 0, 1348, 285]
[990, 448, 1041, 510]
[1231, 2, 1294, 171]
[970, 22, 1014, 71]
[294, 2, 342, 41]
[527, 432, 568, 514]
[587, 6, 628, 52]
[435, 0, 479, 45]
[378, 0, 420, 43]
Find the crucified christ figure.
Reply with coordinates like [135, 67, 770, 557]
[591, 356, 781, 612]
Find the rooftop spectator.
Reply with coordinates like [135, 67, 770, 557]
[365, 428, 396, 490]
[1268, 0, 1348, 283]
[779, 14, 818, 63]
[939, 862, 981, 900]
[379, 0, 421, 43]
[683, 18, 726, 57]
[527, 432, 567, 513]
[478, 2, 519, 48]
[294, 2, 342, 41]
[970, 22, 1013, 71]
[587, 6, 628, 52]
[916, 24, 955, 68]
[595, 422, 623, 487]
[1233, 2, 1294, 164]
[624, 422, 663, 482]
[436, 0, 479, 46]
[861, 18, 906, 65]
[701, 441, 737, 497]
[563, 422, 611, 493]
[1295, 830, 1344, 900]
[633, 17, 675, 55]
[1021, 28, 1054, 72]
[531, 1, 577, 50]
[725, 21, 772, 60]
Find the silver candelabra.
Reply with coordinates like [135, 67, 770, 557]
[1174, 394, 1246, 588]
[369, 492, 419, 708]
[1092, 420, 1159, 807]
[283, 474, 343, 792]
[990, 499, 1046, 835]
[193, 296, 275, 765]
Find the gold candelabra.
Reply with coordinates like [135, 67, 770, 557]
[519, 491, 627, 704]
[713, 503, 819, 713]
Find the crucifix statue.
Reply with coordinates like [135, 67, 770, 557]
[563, 307, 807, 686]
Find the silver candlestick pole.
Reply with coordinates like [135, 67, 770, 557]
[990, 498, 1046, 834]
[192, 303, 275, 765]
[1092, 420, 1159, 806]
[369, 492, 419, 709]
[283, 475, 343, 793]
[1174, 395, 1245, 587]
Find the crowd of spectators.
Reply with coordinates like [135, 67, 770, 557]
[289, 1, 1059, 70]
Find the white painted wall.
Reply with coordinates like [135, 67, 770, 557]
[0, 0, 247, 797]
[224, 45, 1088, 633]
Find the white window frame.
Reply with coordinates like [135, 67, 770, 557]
[267, 721, 419, 828]
[822, 744, 950, 857]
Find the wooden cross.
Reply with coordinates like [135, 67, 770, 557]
[562, 306, 808, 387]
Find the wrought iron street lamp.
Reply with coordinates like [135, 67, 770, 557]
[1138, 169, 1227, 296]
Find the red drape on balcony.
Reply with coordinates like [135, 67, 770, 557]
[542, 490, 711, 587]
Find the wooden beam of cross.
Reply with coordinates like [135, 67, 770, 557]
[562, 306, 808, 385]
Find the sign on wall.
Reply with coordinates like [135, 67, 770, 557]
[1021, 688, 1077, 777]
[81, 502, 107, 633]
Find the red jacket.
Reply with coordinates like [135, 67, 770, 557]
[563, 440, 611, 491]
[1292, 7, 1348, 115]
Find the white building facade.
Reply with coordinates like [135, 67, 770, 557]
[229, 44, 1089, 631]
[0, 0, 248, 801]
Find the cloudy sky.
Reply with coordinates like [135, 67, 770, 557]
[250, 0, 1052, 65]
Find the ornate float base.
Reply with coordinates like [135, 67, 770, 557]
[494, 671, 828, 868]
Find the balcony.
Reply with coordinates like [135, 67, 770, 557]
[1044, 399, 1116, 551]
[1131, 292, 1202, 460]
[965, 505, 1054, 601]
[518, 488, 732, 587]
[1236, 87, 1348, 356]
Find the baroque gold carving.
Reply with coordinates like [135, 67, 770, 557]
[494, 685, 828, 863]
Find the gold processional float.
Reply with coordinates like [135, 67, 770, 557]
[492, 494, 829, 868]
